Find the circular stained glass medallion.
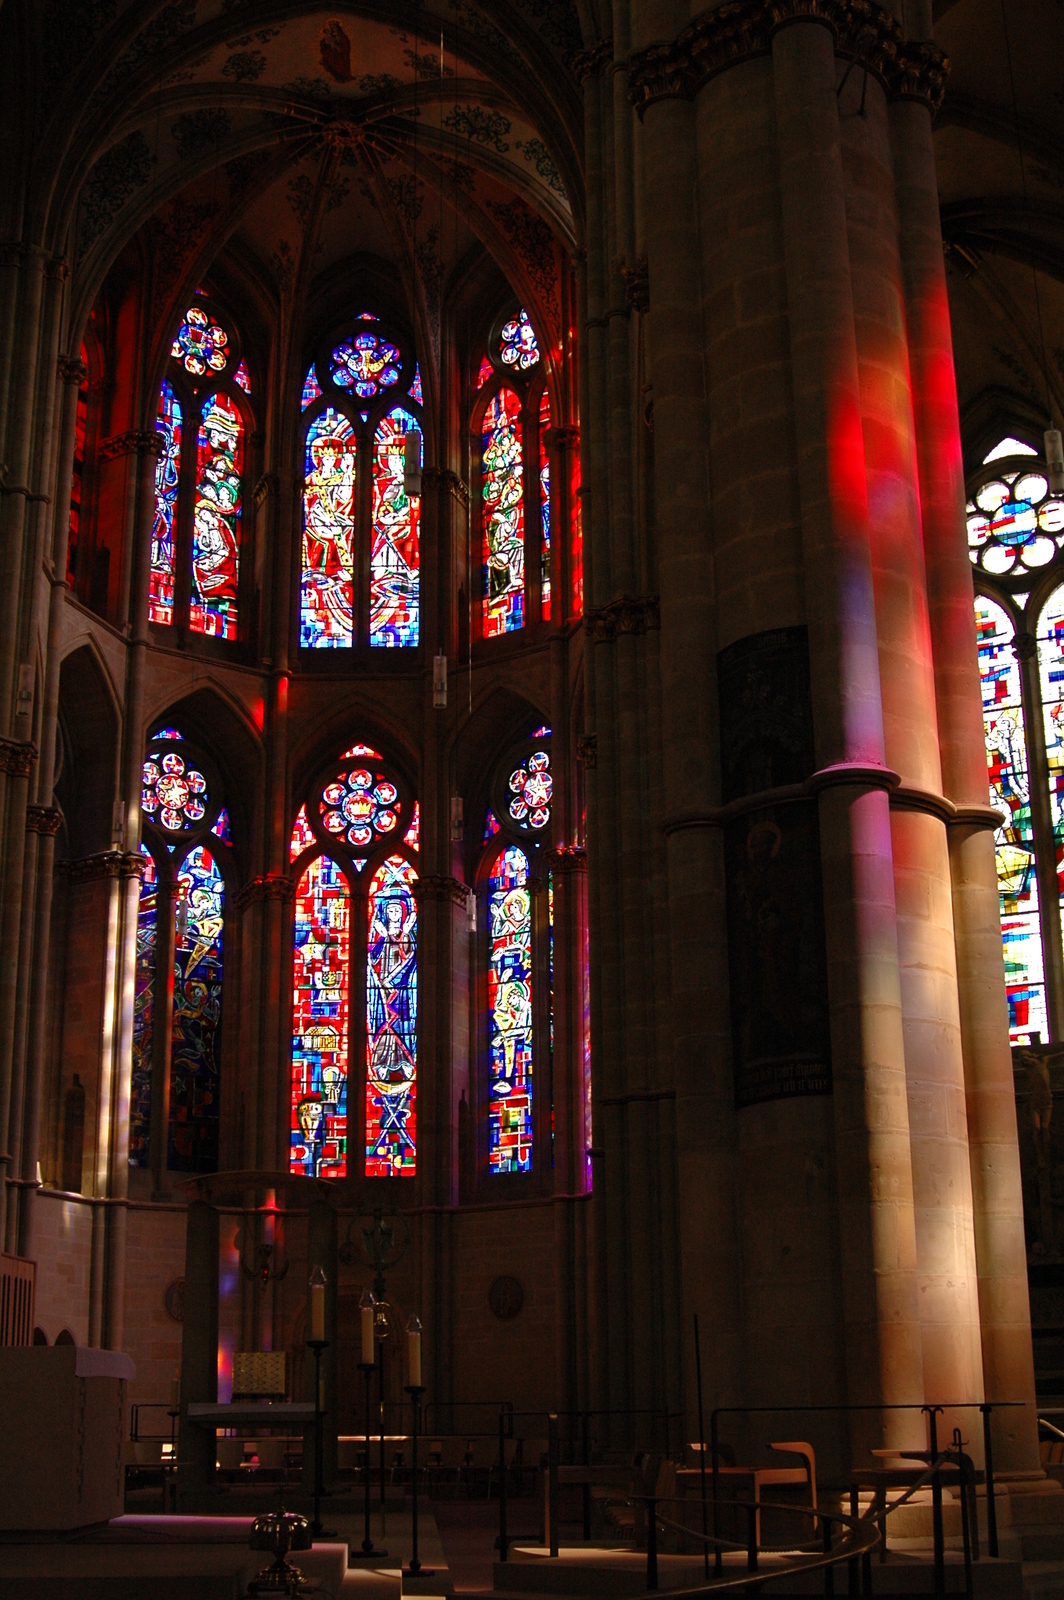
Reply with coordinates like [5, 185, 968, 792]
[508, 750, 552, 830]
[500, 309, 540, 371]
[172, 305, 230, 376]
[329, 331, 402, 399]
[142, 750, 210, 831]
[968, 464, 1064, 581]
[319, 767, 401, 848]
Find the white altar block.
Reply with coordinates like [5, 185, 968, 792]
[0, 1345, 135, 1529]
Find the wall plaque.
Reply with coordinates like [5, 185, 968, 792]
[488, 1275, 524, 1320]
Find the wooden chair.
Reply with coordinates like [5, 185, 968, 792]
[754, 1441, 817, 1544]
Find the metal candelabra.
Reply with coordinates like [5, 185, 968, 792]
[403, 1384, 434, 1578]
[306, 1338, 335, 1538]
[356, 1360, 386, 1557]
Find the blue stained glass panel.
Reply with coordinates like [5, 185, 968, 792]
[169, 845, 224, 1171]
[366, 855, 418, 1177]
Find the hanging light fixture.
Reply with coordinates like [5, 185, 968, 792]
[433, 651, 447, 708]
[404, 428, 422, 498]
[1046, 427, 1064, 494]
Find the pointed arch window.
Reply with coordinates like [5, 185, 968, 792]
[970, 437, 1064, 1044]
[150, 296, 250, 643]
[289, 748, 419, 1178]
[130, 727, 232, 1172]
[299, 314, 422, 651]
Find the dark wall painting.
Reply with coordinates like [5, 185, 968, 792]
[717, 626, 816, 803]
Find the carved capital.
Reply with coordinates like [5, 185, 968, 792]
[622, 258, 649, 313]
[45, 257, 69, 282]
[1013, 630, 1038, 663]
[421, 466, 470, 506]
[573, 37, 614, 81]
[0, 737, 38, 776]
[585, 594, 660, 642]
[412, 874, 470, 907]
[547, 844, 588, 874]
[236, 873, 296, 912]
[99, 429, 164, 462]
[254, 472, 277, 507]
[547, 426, 581, 451]
[26, 805, 62, 836]
[59, 849, 146, 883]
[576, 733, 598, 769]
[57, 355, 88, 387]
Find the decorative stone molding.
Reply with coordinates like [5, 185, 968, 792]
[412, 875, 470, 907]
[548, 844, 588, 874]
[585, 594, 660, 642]
[98, 429, 164, 462]
[421, 466, 470, 506]
[57, 356, 88, 386]
[573, 37, 614, 82]
[59, 850, 146, 883]
[628, 0, 949, 116]
[235, 873, 296, 911]
[576, 733, 598, 768]
[0, 737, 38, 776]
[622, 258, 650, 313]
[0, 466, 49, 504]
[547, 426, 580, 451]
[26, 805, 62, 835]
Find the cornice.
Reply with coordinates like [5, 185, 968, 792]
[26, 805, 62, 836]
[236, 873, 296, 911]
[422, 466, 470, 506]
[98, 429, 164, 462]
[0, 738, 38, 777]
[412, 875, 470, 907]
[628, 0, 948, 116]
[59, 850, 146, 883]
[573, 37, 615, 82]
[586, 594, 660, 643]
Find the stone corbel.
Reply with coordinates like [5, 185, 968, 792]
[56, 355, 88, 387]
[421, 466, 470, 506]
[254, 472, 277, 507]
[585, 594, 660, 642]
[576, 733, 598, 769]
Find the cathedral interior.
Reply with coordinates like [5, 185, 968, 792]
[5, 0, 1064, 1582]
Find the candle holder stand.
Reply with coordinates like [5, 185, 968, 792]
[404, 1383, 434, 1578]
[306, 1338, 336, 1538]
[353, 1361, 387, 1558]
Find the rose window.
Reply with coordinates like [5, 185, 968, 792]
[500, 309, 540, 371]
[967, 463, 1064, 579]
[329, 331, 401, 399]
[171, 306, 230, 376]
[508, 750, 552, 830]
[142, 751, 210, 830]
[320, 767, 401, 847]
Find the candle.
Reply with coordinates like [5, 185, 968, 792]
[407, 1314, 422, 1388]
[360, 1288, 375, 1365]
[309, 1265, 326, 1342]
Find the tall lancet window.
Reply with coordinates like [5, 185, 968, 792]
[289, 745, 419, 1179]
[479, 728, 553, 1176]
[149, 297, 250, 642]
[299, 313, 421, 651]
[474, 307, 555, 639]
[130, 726, 232, 1172]
[969, 435, 1064, 1045]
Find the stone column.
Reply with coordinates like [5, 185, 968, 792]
[178, 1197, 220, 1503]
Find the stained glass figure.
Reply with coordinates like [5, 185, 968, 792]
[967, 463, 1064, 580]
[212, 806, 231, 844]
[302, 408, 356, 648]
[365, 854, 418, 1177]
[234, 360, 250, 394]
[129, 849, 157, 1168]
[482, 387, 525, 636]
[508, 749, 552, 831]
[172, 305, 230, 376]
[539, 390, 551, 620]
[477, 354, 494, 390]
[484, 810, 501, 840]
[150, 381, 182, 627]
[191, 392, 242, 639]
[291, 854, 349, 1179]
[143, 749, 209, 830]
[169, 845, 224, 1171]
[500, 308, 540, 370]
[976, 595, 1047, 1043]
[488, 845, 533, 1173]
[290, 803, 315, 861]
[410, 364, 423, 403]
[571, 450, 583, 616]
[330, 329, 401, 399]
[370, 408, 420, 647]
[302, 364, 322, 409]
[404, 802, 420, 851]
[320, 765, 400, 848]
[342, 743, 382, 759]
[1039, 585, 1064, 926]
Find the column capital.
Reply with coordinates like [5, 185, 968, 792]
[573, 37, 614, 82]
[412, 874, 470, 907]
[58, 849, 146, 883]
[57, 355, 88, 386]
[547, 426, 581, 451]
[26, 805, 62, 835]
[547, 844, 588, 874]
[253, 471, 277, 507]
[235, 873, 296, 911]
[576, 733, 598, 768]
[0, 737, 38, 776]
[98, 429, 164, 462]
[586, 593, 660, 642]
[422, 466, 469, 506]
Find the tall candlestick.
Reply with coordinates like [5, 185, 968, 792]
[407, 1313, 422, 1388]
[360, 1287, 376, 1365]
[309, 1265, 326, 1342]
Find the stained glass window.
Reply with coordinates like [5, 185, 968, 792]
[68, 352, 88, 590]
[129, 849, 157, 1168]
[153, 726, 183, 741]
[477, 355, 494, 390]
[330, 329, 401, 398]
[320, 765, 400, 847]
[975, 596, 1046, 1043]
[484, 810, 501, 840]
[539, 391, 551, 620]
[571, 449, 583, 617]
[500, 308, 539, 370]
[488, 845, 533, 1173]
[172, 305, 229, 375]
[191, 392, 242, 639]
[343, 743, 382, 759]
[291, 854, 350, 1178]
[482, 387, 525, 636]
[404, 802, 420, 851]
[142, 749, 209, 831]
[302, 364, 322, 409]
[302, 409, 356, 648]
[234, 360, 250, 394]
[169, 845, 224, 1171]
[150, 381, 182, 626]
[290, 803, 315, 861]
[212, 806, 231, 844]
[1039, 587, 1064, 936]
[369, 408, 420, 647]
[410, 364, 423, 404]
[508, 749, 552, 831]
[366, 854, 418, 1177]
[967, 462, 1063, 580]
